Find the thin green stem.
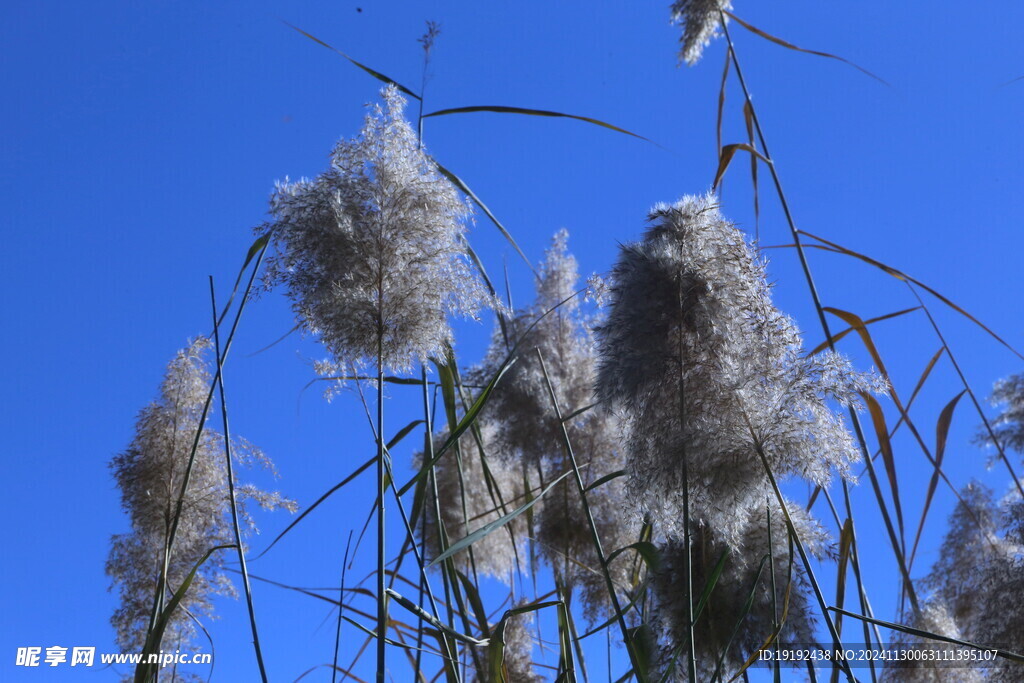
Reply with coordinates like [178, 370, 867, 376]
[146, 239, 269, 665]
[742, 418, 856, 683]
[208, 277, 268, 682]
[333, 531, 353, 683]
[376, 342, 387, 681]
[676, 257, 697, 683]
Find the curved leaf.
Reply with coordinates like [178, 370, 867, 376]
[256, 420, 422, 559]
[725, 11, 888, 85]
[713, 143, 770, 190]
[433, 160, 535, 274]
[858, 391, 906, 552]
[283, 21, 420, 99]
[807, 306, 920, 356]
[802, 231, 1024, 361]
[429, 471, 571, 567]
[424, 105, 650, 143]
[910, 390, 966, 565]
[135, 545, 236, 683]
[828, 607, 1024, 663]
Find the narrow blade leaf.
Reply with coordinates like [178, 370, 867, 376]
[713, 143, 770, 190]
[429, 471, 571, 567]
[283, 22, 420, 99]
[423, 105, 651, 143]
[725, 11, 888, 85]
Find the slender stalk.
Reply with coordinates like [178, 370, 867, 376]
[376, 350, 387, 682]
[145, 239, 270, 664]
[535, 350, 647, 682]
[333, 531, 353, 683]
[422, 375, 455, 636]
[820, 490, 880, 683]
[208, 277, 268, 682]
[766, 501, 781, 683]
[828, 606, 1024, 663]
[423, 369, 478, 680]
[413, 517, 427, 682]
[718, 12, 919, 614]
[676, 255, 697, 683]
[379, 441, 459, 677]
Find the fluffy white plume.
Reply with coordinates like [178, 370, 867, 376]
[984, 373, 1024, 457]
[880, 601, 984, 683]
[651, 498, 832, 679]
[261, 85, 494, 374]
[106, 339, 294, 657]
[473, 231, 642, 618]
[479, 607, 542, 683]
[670, 0, 733, 65]
[595, 194, 882, 546]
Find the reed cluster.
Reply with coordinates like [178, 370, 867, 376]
[104, 6, 1024, 682]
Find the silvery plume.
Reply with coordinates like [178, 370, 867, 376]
[650, 498, 831, 679]
[260, 85, 494, 374]
[670, 0, 733, 65]
[981, 372, 1024, 459]
[974, 497, 1024, 683]
[923, 483, 1003, 630]
[880, 601, 983, 683]
[472, 231, 641, 618]
[535, 422, 639, 622]
[106, 339, 294, 656]
[921, 482, 1024, 681]
[416, 422, 533, 582]
[595, 193, 882, 546]
[473, 230, 596, 465]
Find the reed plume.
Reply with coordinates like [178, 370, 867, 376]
[106, 338, 293, 656]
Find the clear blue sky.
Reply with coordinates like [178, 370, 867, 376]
[2, 1, 1023, 680]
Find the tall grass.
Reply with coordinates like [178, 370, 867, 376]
[106, 5, 1024, 682]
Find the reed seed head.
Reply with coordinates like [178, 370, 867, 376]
[651, 498, 831, 679]
[670, 0, 733, 65]
[595, 194, 881, 546]
[261, 85, 494, 374]
[471, 231, 641, 618]
[881, 601, 984, 683]
[983, 372, 1024, 457]
[106, 338, 293, 654]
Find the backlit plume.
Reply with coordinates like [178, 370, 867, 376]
[106, 338, 293, 656]
[261, 85, 494, 374]
[595, 194, 882, 546]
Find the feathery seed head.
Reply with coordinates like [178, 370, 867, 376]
[923, 483, 1003, 630]
[924, 481, 1024, 681]
[880, 601, 983, 683]
[261, 85, 494, 374]
[480, 607, 542, 683]
[465, 232, 642, 617]
[595, 193, 879, 545]
[475, 230, 596, 468]
[651, 498, 831, 679]
[983, 372, 1024, 457]
[106, 339, 293, 655]
[534, 409, 640, 621]
[670, 0, 733, 65]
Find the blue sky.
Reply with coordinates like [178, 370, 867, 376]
[2, 1, 1023, 680]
